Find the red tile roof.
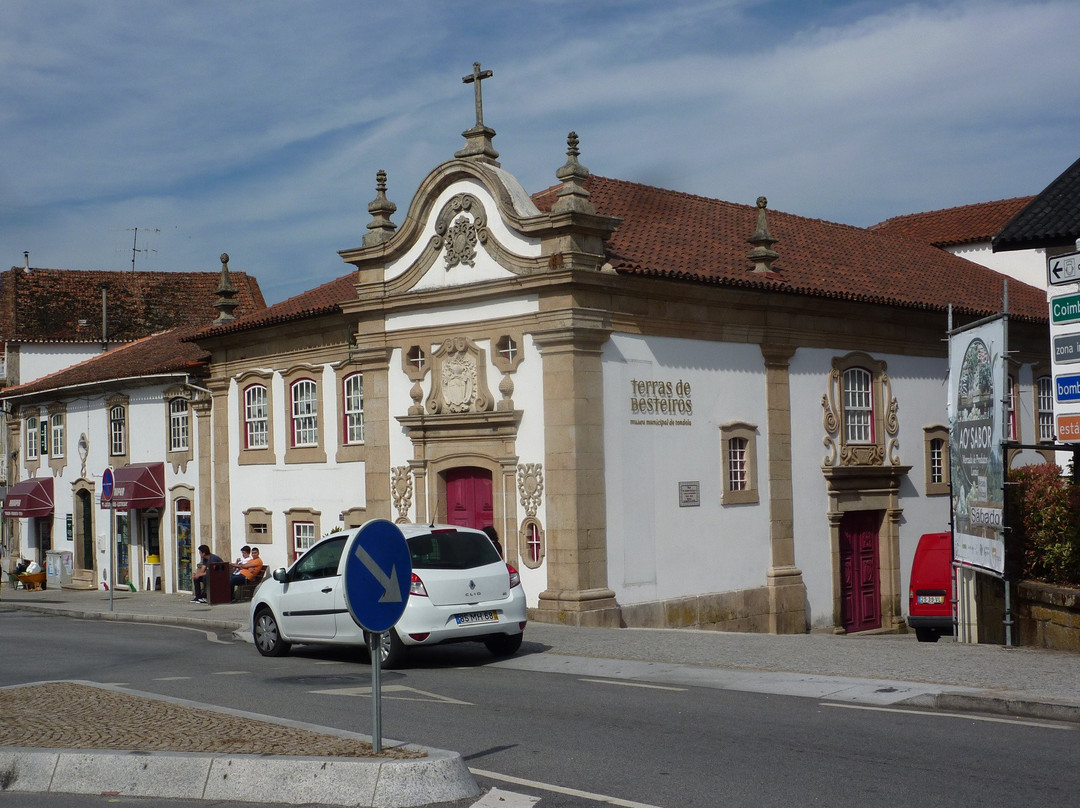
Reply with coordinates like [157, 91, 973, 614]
[533, 178, 1047, 322]
[0, 267, 266, 344]
[1, 327, 208, 399]
[869, 197, 1034, 247]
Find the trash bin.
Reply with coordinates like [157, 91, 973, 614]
[207, 561, 232, 604]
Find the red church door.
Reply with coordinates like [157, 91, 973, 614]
[839, 510, 882, 633]
[445, 467, 494, 531]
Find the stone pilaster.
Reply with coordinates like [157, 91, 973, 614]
[192, 387, 219, 556]
[530, 313, 619, 626]
[761, 344, 807, 634]
[351, 345, 393, 520]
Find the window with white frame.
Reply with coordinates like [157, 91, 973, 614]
[727, 437, 748, 491]
[26, 416, 39, 460]
[244, 385, 269, 449]
[343, 373, 364, 444]
[50, 413, 64, 458]
[169, 397, 189, 452]
[109, 405, 126, 456]
[293, 521, 316, 557]
[1007, 375, 1018, 441]
[1037, 375, 1054, 442]
[842, 367, 874, 444]
[930, 439, 945, 483]
[719, 422, 759, 505]
[291, 380, 318, 447]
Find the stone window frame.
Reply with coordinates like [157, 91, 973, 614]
[519, 517, 545, 569]
[285, 507, 322, 563]
[163, 386, 194, 472]
[1006, 372, 1019, 442]
[823, 352, 898, 468]
[720, 421, 759, 505]
[340, 506, 366, 530]
[489, 331, 525, 374]
[243, 507, 273, 546]
[237, 371, 275, 466]
[923, 425, 950, 496]
[25, 412, 39, 463]
[334, 363, 366, 464]
[107, 394, 130, 465]
[283, 365, 326, 464]
[47, 404, 67, 476]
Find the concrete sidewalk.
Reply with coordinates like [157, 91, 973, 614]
[2, 584, 1079, 805]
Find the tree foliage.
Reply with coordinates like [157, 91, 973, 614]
[1007, 463, 1080, 586]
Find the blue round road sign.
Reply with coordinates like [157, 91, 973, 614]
[343, 519, 411, 633]
[101, 467, 114, 503]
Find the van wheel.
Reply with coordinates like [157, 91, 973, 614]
[915, 628, 940, 643]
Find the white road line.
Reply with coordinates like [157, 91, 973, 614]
[308, 684, 473, 705]
[470, 768, 664, 808]
[212, 670, 251, 675]
[153, 677, 191, 681]
[821, 702, 1076, 729]
[579, 678, 687, 692]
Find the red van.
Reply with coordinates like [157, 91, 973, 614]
[907, 532, 954, 642]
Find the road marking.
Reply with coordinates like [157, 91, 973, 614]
[153, 677, 191, 681]
[580, 678, 686, 692]
[309, 684, 473, 705]
[471, 768, 663, 808]
[213, 670, 251, 675]
[821, 702, 1076, 730]
[470, 787, 540, 807]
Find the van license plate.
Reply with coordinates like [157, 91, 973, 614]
[917, 596, 945, 604]
[456, 611, 498, 625]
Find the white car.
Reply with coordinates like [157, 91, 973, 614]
[250, 524, 527, 667]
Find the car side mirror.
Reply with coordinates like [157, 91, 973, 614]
[272, 567, 288, 583]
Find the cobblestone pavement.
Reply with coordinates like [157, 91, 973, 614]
[0, 682, 420, 759]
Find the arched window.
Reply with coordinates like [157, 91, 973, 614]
[109, 405, 126, 456]
[842, 367, 874, 444]
[343, 373, 364, 444]
[291, 379, 318, 447]
[26, 416, 38, 460]
[244, 385, 269, 449]
[169, 397, 189, 452]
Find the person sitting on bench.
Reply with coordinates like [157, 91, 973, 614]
[231, 547, 266, 599]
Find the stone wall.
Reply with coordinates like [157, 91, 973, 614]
[1016, 581, 1080, 652]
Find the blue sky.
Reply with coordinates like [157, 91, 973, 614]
[3, 0, 1078, 304]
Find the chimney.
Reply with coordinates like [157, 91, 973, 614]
[23, 251, 29, 274]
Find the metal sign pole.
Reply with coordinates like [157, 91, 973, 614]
[371, 633, 383, 753]
[109, 504, 115, 612]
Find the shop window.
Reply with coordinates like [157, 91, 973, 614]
[720, 422, 758, 505]
[923, 426, 949, 496]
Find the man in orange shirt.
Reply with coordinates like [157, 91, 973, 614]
[230, 547, 266, 598]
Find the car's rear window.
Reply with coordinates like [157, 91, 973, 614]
[408, 531, 501, 570]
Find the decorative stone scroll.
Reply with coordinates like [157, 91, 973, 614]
[426, 337, 494, 415]
[391, 466, 413, 522]
[821, 356, 900, 467]
[433, 194, 488, 271]
[517, 463, 544, 517]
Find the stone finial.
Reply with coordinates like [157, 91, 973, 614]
[552, 132, 595, 215]
[747, 196, 779, 273]
[362, 170, 398, 247]
[454, 62, 500, 164]
[213, 252, 239, 325]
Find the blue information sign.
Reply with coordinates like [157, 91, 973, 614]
[342, 519, 411, 633]
[1057, 374, 1080, 403]
[101, 467, 114, 504]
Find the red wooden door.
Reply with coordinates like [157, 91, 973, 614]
[445, 467, 494, 531]
[839, 510, 882, 633]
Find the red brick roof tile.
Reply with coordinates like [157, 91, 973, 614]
[869, 197, 1034, 247]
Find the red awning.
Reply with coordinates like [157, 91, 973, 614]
[4, 477, 55, 518]
[105, 462, 165, 510]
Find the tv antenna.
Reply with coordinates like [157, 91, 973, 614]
[126, 227, 160, 271]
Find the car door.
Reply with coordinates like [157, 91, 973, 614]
[277, 537, 347, 640]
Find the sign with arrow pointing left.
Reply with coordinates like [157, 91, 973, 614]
[342, 519, 412, 633]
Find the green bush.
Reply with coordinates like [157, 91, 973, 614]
[1007, 463, 1080, 586]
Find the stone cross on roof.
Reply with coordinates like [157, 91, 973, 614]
[463, 62, 493, 129]
[455, 62, 500, 164]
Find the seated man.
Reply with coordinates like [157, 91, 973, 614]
[231, 547, 266, 599]
[191, 544, 224, 603]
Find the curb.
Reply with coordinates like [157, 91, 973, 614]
[6, 602, 246, 633]
[0, 746, 480, 807]
[905, 691, 1080, 724]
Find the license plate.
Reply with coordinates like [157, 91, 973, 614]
[917, 596, 945, 604]
[455, 610, 498, 625]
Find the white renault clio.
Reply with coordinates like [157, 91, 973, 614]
[251, 524, 527, 667]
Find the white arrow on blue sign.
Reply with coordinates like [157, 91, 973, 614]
[343, 519, 412, 633]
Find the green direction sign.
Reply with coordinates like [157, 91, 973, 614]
[1050, 293, 1080, 325]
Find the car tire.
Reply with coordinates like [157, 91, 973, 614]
[367, 628, 407, 669]
[484, 632, 523, 657]
[914, 627, 940, 643]
[253, 607, 291, 657]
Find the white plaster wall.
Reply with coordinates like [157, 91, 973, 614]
[385, 178, 541, 290]
[16, 344, 100, 384]
[948, 243, 1046, 290]
[602, 334, 772, 606]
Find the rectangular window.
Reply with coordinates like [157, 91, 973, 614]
[291, 380, 318, 447]
[293, 521, 316, 557]
[26, 417, 39, 460]
[51, 414, 64, 458]
[110, 405, 126, 456]
[244, 385, 269, 449]
[843, 367, 873, 444]
[343, 373, 364, 444]
[169, 398, 189, 452]
[1007, 377, 1017, 440]
[1037, 376, 1054, 442]
[727, 437, 748, 491]
[930, 438, 944, 484]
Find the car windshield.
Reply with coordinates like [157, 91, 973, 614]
[408, 530, 501, 570]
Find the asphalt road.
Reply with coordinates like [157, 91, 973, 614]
[3, 611, 1077, 807]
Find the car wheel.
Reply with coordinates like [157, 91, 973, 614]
[367, 628, 407, 669]
[484, 632, 523, 657]
[914, 627, 940, 643]
[253, 607, 291, 657]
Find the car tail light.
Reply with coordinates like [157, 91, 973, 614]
[410, 572, 429, 597]
[408, 632, 430, 641]
[507, 563, 520, 589]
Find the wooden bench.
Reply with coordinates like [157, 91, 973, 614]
[7, 571, 47, 591]
[233, 567, 267, 603]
